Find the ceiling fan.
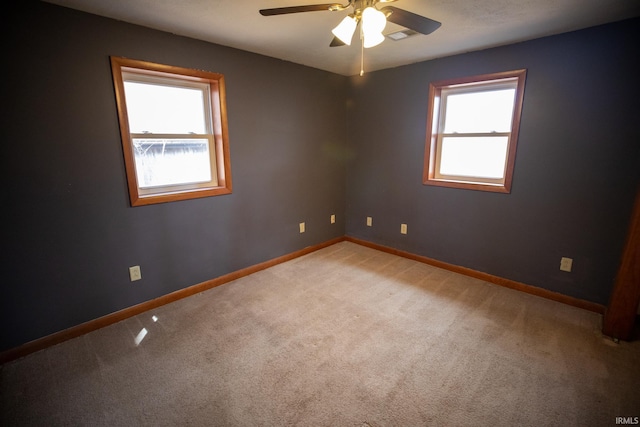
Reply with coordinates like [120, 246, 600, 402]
[259, 0, 441, 50]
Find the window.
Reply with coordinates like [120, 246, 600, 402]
[111, 57, 232, 206]
[423, 69, 526, 193]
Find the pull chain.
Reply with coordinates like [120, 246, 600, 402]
[360, 32, 365, 76]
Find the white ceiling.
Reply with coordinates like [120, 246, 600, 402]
[43, 0, 640, 76]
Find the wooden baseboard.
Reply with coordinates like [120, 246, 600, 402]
[0, 237, 345, 365]
[345, 236, 605, 315]
[1, 234, 605, 364]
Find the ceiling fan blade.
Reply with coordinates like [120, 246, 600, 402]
[381, 6, 441, 35]
[259, 4, 341, 16]
[330, 36, 346, 47]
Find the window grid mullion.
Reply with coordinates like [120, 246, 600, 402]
[131, 133, 211, 139]
[441, 132, 511, 138]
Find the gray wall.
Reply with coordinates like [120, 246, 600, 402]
[345, 17, 640, 306]
[1, 2, 347, 352]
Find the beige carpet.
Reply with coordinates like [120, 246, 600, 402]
[1, 241, 639, 426]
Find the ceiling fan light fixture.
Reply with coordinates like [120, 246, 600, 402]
[362, 7, 386, 32]
[332, 15, 357, 45]
[361, 7, 387, 48]
[363, 31, 385, 48]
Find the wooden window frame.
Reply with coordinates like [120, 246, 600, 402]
[111, 56, 232, 206]
[423, 69, 527, 193]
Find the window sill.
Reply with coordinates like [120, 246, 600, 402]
[131, 186, 232, 206]
[423, 177, 511, 193]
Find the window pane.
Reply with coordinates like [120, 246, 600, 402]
[124, 82, 207, 134]
[440, 136, 508, 179]
[133, 139, 213, 188]
[444, 89, 515, 133]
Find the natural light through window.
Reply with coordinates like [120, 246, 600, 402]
[111, 57, 232, 206]
[124, 78, 215, 189]
[423, 70, 526, 193]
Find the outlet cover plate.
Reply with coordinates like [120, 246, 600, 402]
[129, 265, 142, 281]
[560, 257, 573, 272]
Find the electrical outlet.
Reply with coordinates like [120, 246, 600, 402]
[330, 214, 336, 224]
[299, 222, 305, 233]
[401, 223, 408, 234]
[129, 265, 142, 281]
[560, 257, 573, 272]
[366, 217, 372, 227]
